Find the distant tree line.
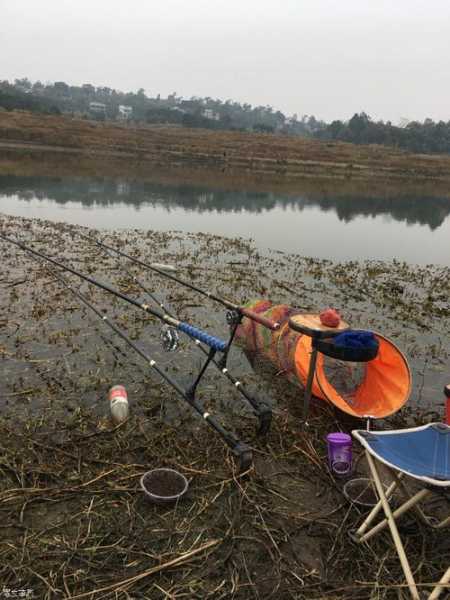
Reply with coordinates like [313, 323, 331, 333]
[0, 85, 60, 115]
[316, 112, 450, 155]
[1, 79, 449, 154]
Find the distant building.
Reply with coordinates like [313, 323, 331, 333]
[89, 102, 106, 118]
[202, 108, 220, 121]
[118, 105, 133, 120]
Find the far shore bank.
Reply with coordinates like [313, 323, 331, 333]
[1, 111, 450, 197]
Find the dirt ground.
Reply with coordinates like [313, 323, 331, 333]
[0, 214, 449, 599]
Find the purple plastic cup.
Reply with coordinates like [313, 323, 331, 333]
[326, 432, 352, 477]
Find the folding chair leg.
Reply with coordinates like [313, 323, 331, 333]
[356, 477, 400, 538]
[393, 470, 432, 527]
[358, 488, 430, 543]
[365, 452, 420, 600]
[429, 566, 450, 600]
[434, 515, 450, 529]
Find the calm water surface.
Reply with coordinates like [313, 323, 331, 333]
[1, 175, 449, 265]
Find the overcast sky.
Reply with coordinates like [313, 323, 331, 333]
[2, 0, 450, 123]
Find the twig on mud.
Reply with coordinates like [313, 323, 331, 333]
[68, 538, 220, 599]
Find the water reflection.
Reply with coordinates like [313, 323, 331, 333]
[1, 175, 450, 265]
[1, 174, 450, 230]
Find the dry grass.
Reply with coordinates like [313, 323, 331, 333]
[1, 409, 449, 599]
[1, 111, 450, 188]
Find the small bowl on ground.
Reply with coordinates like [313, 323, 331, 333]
[343, 477, 381, 508]
[140, 468, 189, 505]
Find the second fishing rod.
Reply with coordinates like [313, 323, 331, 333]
[81, 237, 272, 435]
[20, 254, 253, 472]
[76, 231, 281, 336]
[0, 232, 227, 355]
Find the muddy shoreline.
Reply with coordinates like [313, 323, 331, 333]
[1, 213, 449, 598]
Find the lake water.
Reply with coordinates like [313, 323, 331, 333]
[1, 175, 449, 265]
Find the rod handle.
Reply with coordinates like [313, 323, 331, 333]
[177, 322, 227, 352]
[240, 307, 280, 330]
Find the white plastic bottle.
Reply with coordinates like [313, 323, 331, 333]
[109, 385, 129, 424]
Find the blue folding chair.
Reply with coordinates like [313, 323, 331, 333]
[352, 423, 450, 600]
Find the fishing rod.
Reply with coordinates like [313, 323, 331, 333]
[76, 231, 281, 339]
[0, 233, 227, 356]
[1, 231, 268, 430]
[24, 256, 253, 472]
[83, 240, 272, 434]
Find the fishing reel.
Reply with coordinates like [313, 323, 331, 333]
[226, 310, 241, 327]
[160, 325, 180, 352]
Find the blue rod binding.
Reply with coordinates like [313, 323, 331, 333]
[177, 322, 227, 352]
